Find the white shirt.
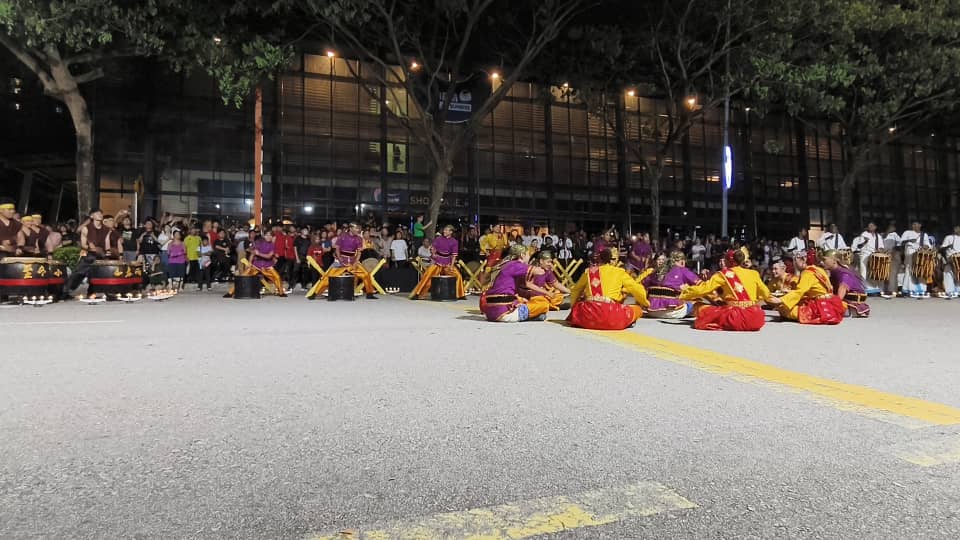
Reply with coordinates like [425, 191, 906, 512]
[817, 232, 847, 250]
[900, 230, 934, 256]
[390, 239, 408, 261]
[852, 231, 882, 255]
[418, 246, 432, 265]
[941, 234, 960, 257]
[787, 236, 807, 254]
[883, 232, 901, 251]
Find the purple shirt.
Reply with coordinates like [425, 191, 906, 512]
[647, 265, 700, 310]
[337, 234, 362, 265]
[629, 240, 652, 269]
[432, 236, 459, 266]
[660, 266, 700, 289]
[167, 242, 186, 264]
[252, 238, 275, 269]
[487, 260, 528, 296]
[529, 268, 558, 289]
[830, 265, 865, 294]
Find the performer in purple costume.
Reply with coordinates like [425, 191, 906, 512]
[480, 245, 551, 322]
[646, 251, 701, 317]
[822, 249, 870, 317]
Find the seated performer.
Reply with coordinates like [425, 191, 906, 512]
[64, 208, 116, 294]
[776, 250, 844, 324]
[645, 251, 700, 318]
[567, 249, 650, 330]
[223, 230, 286, 297]
[765, 258, 797, 296]
[479, 244, 551, 322]
[679, 249, 774, 331]
[308, 223, 377, 299]
[19, 214, 42, 256]
[410, 225, 465, 300]
[518, 251, 570, 310]
[822, 249, 869, 317]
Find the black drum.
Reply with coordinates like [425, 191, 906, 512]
[88, 260, 143, 296]
[47, 261, 67, 300]
[233, 275, 261, 299]
[0, 257, 49, 298]
[430, 274, 457, 301]
[328, 274, 355, 301]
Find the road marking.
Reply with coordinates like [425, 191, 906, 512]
[308, 481, 695, 540]
[583, 329, 960, 428]
[0, 320, 124, 326]
[888, 434, 960, 466]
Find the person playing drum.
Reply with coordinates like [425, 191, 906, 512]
[0, 198, 25, 259]
[852, 221, 884, 296]
[64, 208, 116, 295]
[900, 221, 935, 299]
[940, 225, 960, 299]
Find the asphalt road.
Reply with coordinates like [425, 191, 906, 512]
[2, 288, 959, 539]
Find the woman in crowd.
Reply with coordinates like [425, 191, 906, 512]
[166, 230, 187, 290]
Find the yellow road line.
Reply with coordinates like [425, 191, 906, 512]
[308, 482, 695, 540]
[585, 329, 960, 428]
[888, 434, 960, 466]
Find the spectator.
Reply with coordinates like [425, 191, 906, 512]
[462, 225, 481, 263]
[117, 214, 139, 262]
[138, 219, 161, 274]
[184, 227, 202, 284]
[166, 230, 187, 289]
[390, 230, 409, 268]
[213, 229, 232, 281]
[293, 227, 310, 290]
[418, 238, 432, 267]
[412, 214, 430, 243]
[158, 224, 172, 270]
[198, 236, 213, 290]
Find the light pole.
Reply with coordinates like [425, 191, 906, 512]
[720, 0, 732, 238]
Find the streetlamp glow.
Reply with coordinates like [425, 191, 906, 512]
[410, 61, 419, 70]
[490, 71, 500, 80]
[627, 89, 636, 97]
[326, 50, 336, 58]
[685, 96, 697, 109]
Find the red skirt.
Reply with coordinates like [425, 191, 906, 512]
[798, 295, 845, 325]
[694, 304, 766, 331]
[568, 301, 640, 330]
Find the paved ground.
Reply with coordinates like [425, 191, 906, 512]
[2, 287, 960, 539]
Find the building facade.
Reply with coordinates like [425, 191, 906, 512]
[3, 50, 959, 238]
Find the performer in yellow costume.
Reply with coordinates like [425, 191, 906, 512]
[777, 250, 844, 324]
[567, 249, 650, 330]
[307, 223, 377, 299]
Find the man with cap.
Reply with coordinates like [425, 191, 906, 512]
[409, 224, 465, 300]
[679, 249, 775, 331]
[567, 248, 650, 330]
[0, 198, 25, 258]
[307, 222, 377, 299]
[822, 249, 870, 317]
[776, 250, 844, 324]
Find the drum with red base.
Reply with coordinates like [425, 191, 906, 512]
[88, 260, 143, 296]
[0, 257, 49, 299]
[46, 260, 67, 300]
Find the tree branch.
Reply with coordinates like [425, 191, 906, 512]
[0, 33, 59, 94]
[73, 68, 105, 85]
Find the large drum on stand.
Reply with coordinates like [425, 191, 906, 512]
[430, 274, 457, 301]
[47, 260, 67, 300]
[88, 260, 143, 297]
[0, 257, 49, 299]
[328, 274, 356, 301]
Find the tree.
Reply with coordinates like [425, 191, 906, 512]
[0, 0, 288, 217]
[537, 0, 765, 241]
[294, 0, 585, 236]
[751, 0, 960, 232]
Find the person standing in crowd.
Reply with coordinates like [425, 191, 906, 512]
[213, 229, 231, 281]
[165, 230, 187, 289]
[882, 222, 902, 298]
[412, 214, 430, 244]
[417, 238, 433, 267]
[184, 227, 202, 284]
[817, 223, 847, 251]
[117, 214, 139, 262]
[390, 230, 409, 268]
[627, 232, 653, 275]
[410, 224, 465, 300]
[44, 220, 62, 254]
[198, 236, 214, 291]
[690, 238, 707, 271]
[851, 221, 884, 295]
[900, 221, 935, 299]
[939, 225, 960, 299]
[137, 219, 161, 275]
[157, 224, 172, 271]
[461, 225, 481, 263]
[377, 226, 392, 261]
[292, 227, 310, 290]
[272, 225, 290, 287]
[558, 232, 573, 267]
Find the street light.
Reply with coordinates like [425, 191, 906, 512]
[627, 89, 636, 97]
[326, 50, 336, 58]
[303, 205, 314, 214]
[685, 96, 697, 109]
[490, 71, 500, 80]
[410, 61, 419, 70]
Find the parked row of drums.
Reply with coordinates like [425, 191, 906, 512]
[0, 257, 144, 301]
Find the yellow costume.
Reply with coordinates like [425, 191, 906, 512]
[410, 264, 466, 299]
[226, 258, 286, 297]
[570, 264, 650, 309]
[680, 266, 772, 304]
[567, 263, 650, 329]
[679, 266, 770, 331]
[310, 264, 376, 298]
[777, 266, 843, 323]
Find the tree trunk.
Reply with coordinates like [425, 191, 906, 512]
[646, 163, 664, 243]
[837, 168, 857, 235]
[48, 52, 96, 218]
[426, 156, 453, 238]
